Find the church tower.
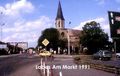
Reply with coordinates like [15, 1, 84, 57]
[55, 1, 65, 29]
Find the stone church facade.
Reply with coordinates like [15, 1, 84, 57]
[55, 1, 83, 54]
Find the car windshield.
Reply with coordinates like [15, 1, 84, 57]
[104, 51, 111, 54]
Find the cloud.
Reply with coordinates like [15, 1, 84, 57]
[3, 16, 52, 33]
[0, 0, 53, 47]
[3, 16, 53, 46]
[73, 17, 111, 40]
[4, 0, 34, 16]
[73, 17, 107, 30]
[0, 0, 35, 26]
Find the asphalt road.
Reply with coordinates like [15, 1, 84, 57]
[0, 54, 41, 76]
[0, 54, 117, 76]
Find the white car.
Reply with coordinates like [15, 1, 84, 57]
[116, 53, 120, 58]
[39, 50, 52, 57]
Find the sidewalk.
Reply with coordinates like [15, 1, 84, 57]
[47, 56, 115, 76]
[0, 54, 20, 58]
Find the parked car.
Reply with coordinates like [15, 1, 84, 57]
[93, 50, 112, 60]
[39, 50, 52, 57]
[116, 53, 120, 58]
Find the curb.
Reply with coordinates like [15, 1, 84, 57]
[0, 54, 20, 58]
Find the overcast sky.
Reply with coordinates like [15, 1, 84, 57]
[0, 0, 120, 47]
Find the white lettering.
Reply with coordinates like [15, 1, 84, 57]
[35, 65, 50, 69]
[62, 65, 77, 69]
[52, 65, 62, 69]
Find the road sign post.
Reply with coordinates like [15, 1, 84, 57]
[42, 38, 49, 51]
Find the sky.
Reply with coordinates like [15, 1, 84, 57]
[0, 0, 120, 47]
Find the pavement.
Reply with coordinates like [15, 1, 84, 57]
[0, 54, 20, 58]
[44, 55, 115, 76]
[0, 54, 117, 76]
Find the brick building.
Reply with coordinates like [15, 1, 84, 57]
[55, 1, 83, 54]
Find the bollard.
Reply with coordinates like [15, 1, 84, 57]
[59, 71, 62, 76]
[41, 58, 43, 66]
[43, 62, 46, 75]
[47, 67, 50, 76]
[51, 68, 53, 76]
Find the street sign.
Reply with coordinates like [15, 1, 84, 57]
[42, 39, 49, 46]
[108, 11, 120, 38]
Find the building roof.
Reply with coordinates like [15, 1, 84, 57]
[55, 1, 65, 20]
[69, 29, 82, 37]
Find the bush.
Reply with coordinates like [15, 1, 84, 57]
[0, 49, 8, 55]
[74, 57, 81, 61]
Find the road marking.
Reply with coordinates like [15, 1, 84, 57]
[43, 62, 46, 75]
[59, 71, 62, 76]
[47, 67, 50, 76]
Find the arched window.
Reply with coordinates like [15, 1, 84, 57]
[58, 21, 60, 28]
[61, 32, 65, 37]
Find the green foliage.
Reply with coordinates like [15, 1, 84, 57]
[74, 56, 81, 61]
[58, 38, 67, 49]
[80, 21, 109, 54]
[37, 28, 67, 51]
[37, 28, 59, 50]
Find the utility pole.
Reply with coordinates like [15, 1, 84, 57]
[67, 21, 71, 55]
[0, 23, 4, 41]
[113, 38, 117, 60]
[0, 11, 5, 42]
[67, 29, 70, 55]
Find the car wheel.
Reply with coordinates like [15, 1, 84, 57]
[99, 57, 102, 60]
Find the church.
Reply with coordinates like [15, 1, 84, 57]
[55, 1, 83, 54]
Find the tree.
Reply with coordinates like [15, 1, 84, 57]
[80, 21, 109, 54]
[58, 38, 67, 50]
[37, 28, 60, 51]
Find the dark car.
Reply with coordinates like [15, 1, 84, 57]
[93, 50, 112, 60]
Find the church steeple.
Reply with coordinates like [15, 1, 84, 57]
[55, 0, 65, 29]
[56, 1, 64, 20]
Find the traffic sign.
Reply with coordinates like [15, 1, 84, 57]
[42, 39, 49, 46]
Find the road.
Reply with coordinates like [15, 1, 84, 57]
[0, 54, 41, 76]
[0, 54, 117, 76]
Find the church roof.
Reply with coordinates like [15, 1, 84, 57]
[56, 1, 65, 20]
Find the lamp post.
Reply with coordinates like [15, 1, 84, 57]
[0, 23, 4, 41]
[67, 21, 71, 55]
[67, 29, 70, 55]
[0, 11, 5, 42]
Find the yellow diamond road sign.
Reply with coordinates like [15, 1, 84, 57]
[42, 39, 49, 46]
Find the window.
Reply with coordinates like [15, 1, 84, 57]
[58, 21, 60, 28]
[61, 32, 65, 37]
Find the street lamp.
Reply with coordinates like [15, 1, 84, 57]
[67, 21, 71, 55]
[67, 29, 70, 55]
[0, 23, 5, 41]
[0, 11, 5, 42]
